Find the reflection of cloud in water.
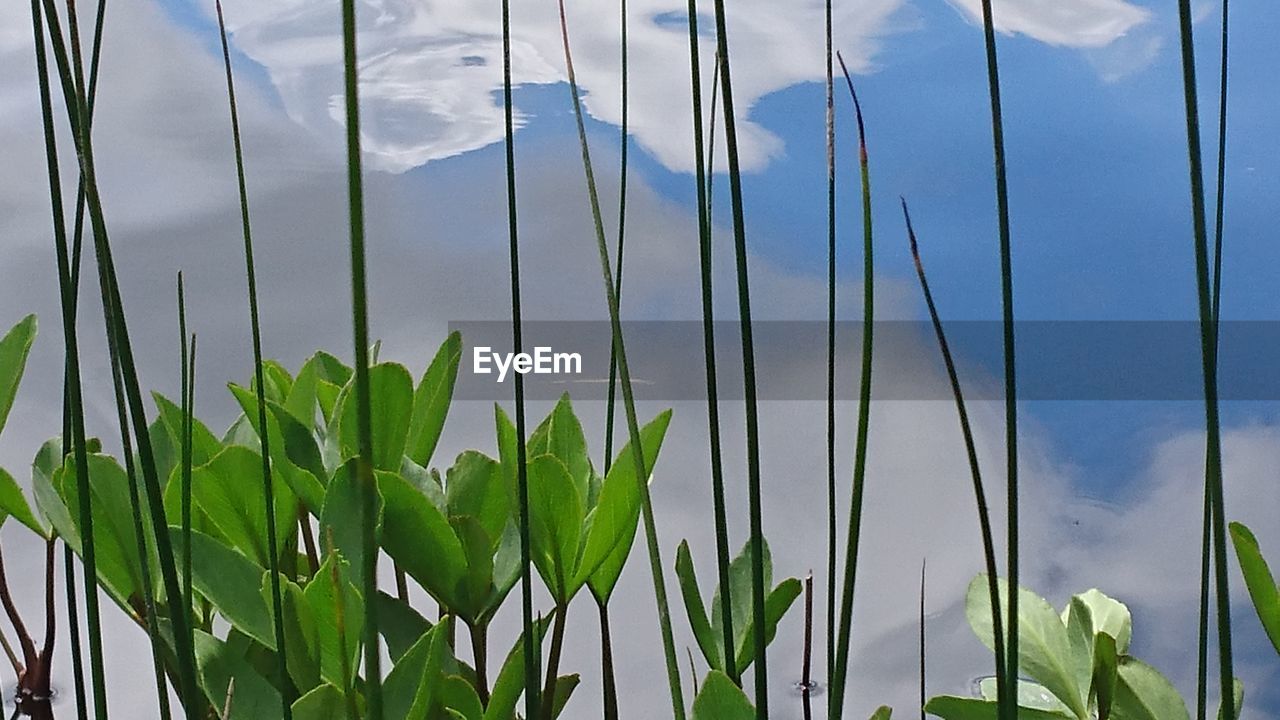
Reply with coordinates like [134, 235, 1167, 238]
[211, 0, 1148, 174]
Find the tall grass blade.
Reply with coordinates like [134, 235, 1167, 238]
[823, 0, 838, 693]
[178, 274, 195, 630]
[828, 55, 874, 720]
[919, 559, 926, 720]
[1198, 3, 1230, 714]
[337, 0, 384, 714]
[602, 0, 629, 476]
[557, 4, 685, 716]
[39, 0, 202, 712]
[902, 199, 1007, 713]
[1175, 0, 1235, 716]
[498, 0, 540, 712]
[707, 0, 770, 711]
[684, 0, 737, 686]
[29, 1, 108, 715]
[973, 3, 1019, 715]
[214, 5, 293, 714]
[63, 546, 89, 720]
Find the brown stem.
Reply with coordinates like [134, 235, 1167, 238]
[469, 621, 490, 705]
[802, 572, 813, 720]
[539, 603, 569, 719]
[28, 538, 58, 697]
[0, 544, 37, 669]
[0, 627, 21, 679]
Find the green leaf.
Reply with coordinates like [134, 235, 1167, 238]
[285, 356, 322, 426]
[59, 454, 148, 610]
[1063, 596, 1095, 710]
[338, 362, 414, 471]
[176, 528, 273, 648]
[263, 573, 321, 693]
[31, 439, 76, 546]
[451, 515, 496, 620]
[376, 590, 432, 662]
[407, 332, 462, 467]
[193, 629, 283, 720]
[734, 576, 802, 675]
[494, 404, 518, 495]
[304, 553, 364, 688]
[1216, 679, 1243, 720]
[439, 675, 485, 720]
[0, 314, 36, 437]
[192, 445, 296, 568]
[692, 670, 754, 720]
[924, 696, 1075, 720]
[1229, 521, 1280, 654]
[581, 410, 672, 598]
[966, 575, 1089, 718]
[1112, 657, 1189, 720]
[526, 454, 584, 601]
[1093, 633, 1119, 720]
[268, 401, 328, 514]
[676, 540, 723, 672]
[152, 391, 221, 467]
[320, 460, 385, 581]
[1069, 589, 1132, 655]
[869, 708, 893, 720]
[977, 679, 1074, 714]
[712, 537, 774, 668]
[483, 617, 553, 720]
[528, 394, 593, 503]
[291, 683, 346, 720]
[0, 465, 45, 536]
[384, 618, 453, 720]
[378, 471, 468, 607]
[549, 673, 580, 719]
[444, 450, 508, 546]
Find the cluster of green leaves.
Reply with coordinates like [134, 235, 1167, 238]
[926, 576, 1242, 720]
[1, 322, 677, 719]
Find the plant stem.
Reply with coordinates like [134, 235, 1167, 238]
[539, 604, 569, 720]
[824, 0, 838, 697]
[706, 0, 769, 712]
[919, 559, 926, 720]
[597, 599, 619, 720]
[179, 275, 194, 633]
[603, 0, 629, 475]
[829, 55, 875, 720]
[498, 0, 540, 712]
[684, 0, 737, 687]
[902, 200, 1007, 714]
[471, 622, 490, 705]
[802, 573, 813, 720]
[974, 3, 1019, 716]
[558, 3, 686, 716]
[1175, 0, 1235, 716]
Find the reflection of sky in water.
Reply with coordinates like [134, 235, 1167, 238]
[1, 0, 1279, 715]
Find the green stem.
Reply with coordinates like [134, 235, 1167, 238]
[603, 0, 629, 475]
[597, 599, 619, 720]
[823, 0, 838, 697]
[684, 0, 736, 686]
[558, 3, 686, 716]
[539, 604, 569, 720]
[471, 621, 490, 705]
[179, 275, 194, 633]
[706, 0, 769, 712]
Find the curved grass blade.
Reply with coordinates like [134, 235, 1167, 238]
[1175, 0, 1235, 716]
[29, 1, 109, 714]
[558, 3, 685, 716]
[179, 275, 194, 632]
[498, 0, 541, 712]
[337, 0, 384, 714]
[602, 0, 630, 477]
[902, 200, 1007, 713]
[214, 5, 293, 715]
[973, 2, 1019, 715]
[824, 0, 838, 695]
[684, 0, 737, 686]
[707, 0, 770, 710]
[828, 54, 875, 720]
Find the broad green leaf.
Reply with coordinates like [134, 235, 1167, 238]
[1064, 596, 1095, 709]
[385, 625, 440, 720]
[549, 673, 580, 719]
[223, 414, 260, 450]
[262, 573, 321, 693]
[483, 617, 554, 720]
[494, 404, 518, 495]
[291, 683, 345, 720]
[712, 537, 772, 666]
[151, 391, 221, 467]
[1216, 679, 1243, 720]
[1093, 633, 1119, 720]
[924, 696, 1074, 720]
[193, 629, 283, 720]
[1229, 522, 1280, 654]
[407, 332, 461, 467]
[59, 454, 148, 611]
[528, 394, 593, 503]
[148, 418, 177, 496]
[439, 675, 484, 720]
[869, 708, 893, 720]
[337, 362, 414, 471]
[966, 575, 1089, 718]
[581, 410, 672, 598]
[259, 360, 295, 404]
[526, 454, 583, 601]
[734, 577, 803, 675]
[401, 456, 447, 514]
[175, 528, 273, 647]
[1112, 657, 1189, 720]
[0, 314, 36, 437]
[378, 471, 468, 607]
[286, 356, 322, 426]
[31, 439, 76, 546]
[268, 401, 327, 513]
[692, 670, 754, 720]
[978, 678, 1074, 714]
[311, 351, 353, 387]
[376, 590, 432, 661]
[445, 450, 508, 546]
[0, 465, 45, 536]
[320, 460, 385, 581]
[676, 540, 723, 672]
[1069, 589, 1132, 655]
[192, 445, 296, 568]
[304, 553, 364, 688]
[451, 515, 496, 620]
